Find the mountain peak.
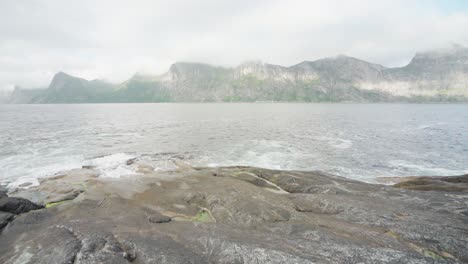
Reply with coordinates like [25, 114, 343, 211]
[53, 71, 74, 79]
[48, 71, 87, 91]
[405, 43, 468, 70]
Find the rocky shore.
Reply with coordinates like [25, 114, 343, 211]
[0, 164, 467, 263]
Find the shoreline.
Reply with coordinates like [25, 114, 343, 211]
[3, 155, 467, 191]
[1, 165, 467, 263]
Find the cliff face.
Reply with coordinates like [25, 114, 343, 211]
[6, 45, 468, 103]
[360, 44, 468, 97]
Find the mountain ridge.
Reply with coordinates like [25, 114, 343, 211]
[5, 44, 468, 103]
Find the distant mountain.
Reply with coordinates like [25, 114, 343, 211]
[0, 89, 12, 103]
[5, 44, 468, 103]
[7, 86, 45, 104]
[31, 72, 117, 103]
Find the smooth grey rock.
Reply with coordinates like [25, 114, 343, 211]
[0, 211, 14, 229]
[75, 233, 135, 264]
[147, 213, 171, 223]
[26, 226, 82, 264]
[394, 174, 468, 192]
[0, 197, 43, 214]
[0, 166, 466, 263]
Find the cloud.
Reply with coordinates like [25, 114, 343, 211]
[0, 0, 467, 90]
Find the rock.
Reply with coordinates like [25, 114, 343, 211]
[22, 226, 82, 264]
[10, 168, 95, 205]
[47, 190, 83, 204]
[137, 164, 154, 174]
[148, 213, 172, 223]
[394, 174, 468, 192]
[0, 211, 14, 229]
[126, 158, 137, 165]
[75, 233, 136, 263]
[0, 197, 44, 214]
[18, 182, 32, 188]
[0, 191, 7, 199]
[0, 166, 466, 263]
[291, 194, 347, 214]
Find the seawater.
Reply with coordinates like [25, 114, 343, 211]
[1, 103, 467, 188]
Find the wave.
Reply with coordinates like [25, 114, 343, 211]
[86, 153, 138, 178]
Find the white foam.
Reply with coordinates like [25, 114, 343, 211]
[331, 139, 353, 149]
[87, 153, 137, 178]
[417, 125, 431, 130]
[6, 177, 40, 189]
[137, 155, 179, 172]
[389, 160, 468, 176]
[317, 136, 353, 149]
[196, 140, 316, 171]
[4, 155, 84, 189]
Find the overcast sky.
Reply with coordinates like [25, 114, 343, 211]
[1, 0, 468, 90]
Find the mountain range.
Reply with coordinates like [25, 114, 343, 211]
[5, 44, 468, 103]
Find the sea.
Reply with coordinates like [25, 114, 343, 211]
[1, 103, 467, 188]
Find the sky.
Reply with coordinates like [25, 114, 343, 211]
[1, 0, 468, 90]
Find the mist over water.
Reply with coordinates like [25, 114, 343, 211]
[1, 103, 467, 187]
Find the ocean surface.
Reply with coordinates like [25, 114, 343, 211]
[1, 103, 467, 188]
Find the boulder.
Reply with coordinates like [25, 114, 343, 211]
[0, 197, 44, 214]
[394, 174, 468, 192]
[148, 213, 172, 223]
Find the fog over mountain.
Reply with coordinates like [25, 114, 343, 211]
[2, 0, 468, 91]
[5, 44, 468, 103]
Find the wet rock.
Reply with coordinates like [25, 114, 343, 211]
[148, 213, 172, 223]
[18, 182, 32, 188]
[126, 158, 137, 166]
[11, 168, 95, 205]
[136, 164, 154, 174]
[0, 196, 44, 214]
[394, 174, 468, 192]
